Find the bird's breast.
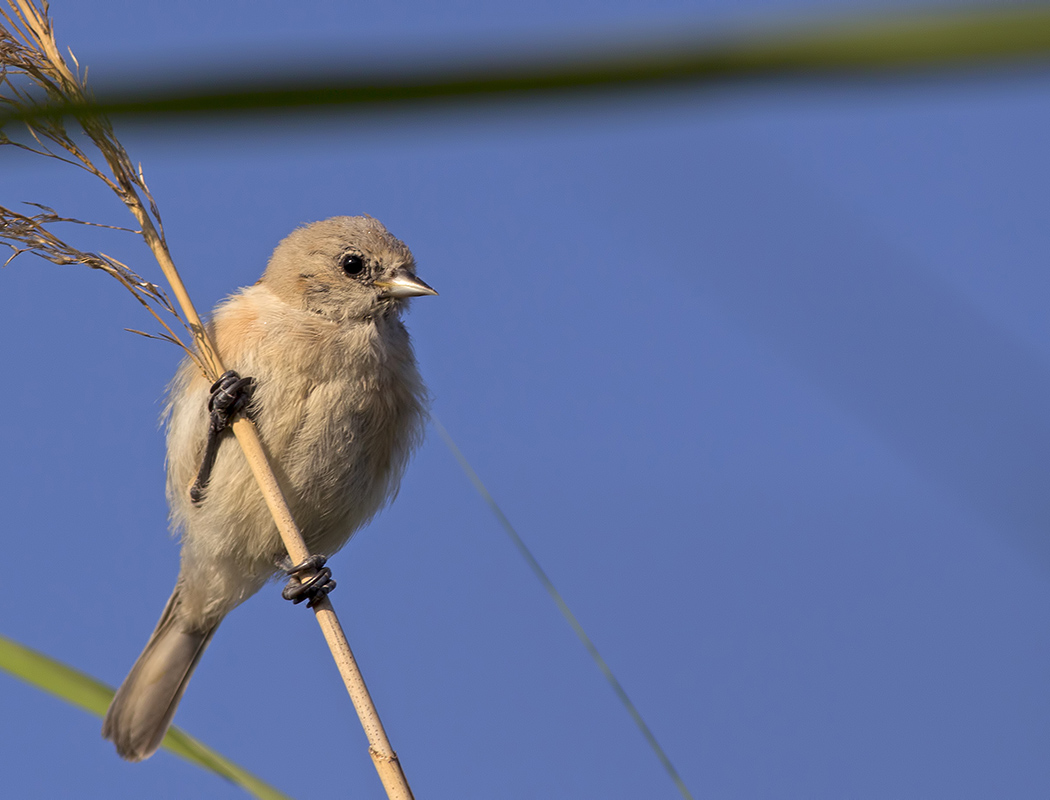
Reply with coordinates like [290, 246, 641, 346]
[248, 322, 425, 555]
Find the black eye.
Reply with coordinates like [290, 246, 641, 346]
[341, 253, 365, 276]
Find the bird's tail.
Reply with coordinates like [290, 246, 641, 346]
[102, 585, 217, 761]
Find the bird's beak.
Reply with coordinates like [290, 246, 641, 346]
[374, 271, 439, 299]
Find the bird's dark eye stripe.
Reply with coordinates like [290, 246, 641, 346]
[341, 253, 365, 275]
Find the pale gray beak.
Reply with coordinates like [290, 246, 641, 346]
[375, 271, 438, 299]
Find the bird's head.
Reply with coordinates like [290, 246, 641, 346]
[261, 215, 436, 323]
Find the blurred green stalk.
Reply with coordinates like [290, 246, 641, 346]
[0, 635, 292, 800]
[4, 5, 1050, 125]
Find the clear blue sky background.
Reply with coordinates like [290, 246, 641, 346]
[3, 0, 1050, 797]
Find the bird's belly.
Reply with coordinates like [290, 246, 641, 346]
[261, 378, 402, 560]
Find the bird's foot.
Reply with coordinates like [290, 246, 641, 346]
[189, 370, 256, 505]
[281, 554, 337, 608]
[207, 370, 256, 422]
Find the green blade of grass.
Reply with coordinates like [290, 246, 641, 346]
[431, 418, 696, 800]
[4, 5, 1050, 126]
[0, 634, 292, 800]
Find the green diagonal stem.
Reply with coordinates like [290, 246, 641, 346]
[432, 418, 695, 800]
[0, 634, 292, 800]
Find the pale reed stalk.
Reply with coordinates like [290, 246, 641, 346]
[4, 2, 413, 796]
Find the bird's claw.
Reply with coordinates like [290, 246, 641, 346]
[208, 371, 256, 422]
[189, 370, 256, 505]
[281, 554, 337, 608]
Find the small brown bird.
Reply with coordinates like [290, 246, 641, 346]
[102, 216, 436, 761]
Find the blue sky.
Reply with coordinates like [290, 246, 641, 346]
[3, 0, 1050, 797]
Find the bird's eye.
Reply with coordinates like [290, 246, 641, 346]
[341, 253, 365, 276]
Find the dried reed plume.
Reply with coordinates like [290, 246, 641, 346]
[0, 1, 201, 365]
[0, 3, 414, 797]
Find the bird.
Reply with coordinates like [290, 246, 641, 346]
[102, 215, 436, 761]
